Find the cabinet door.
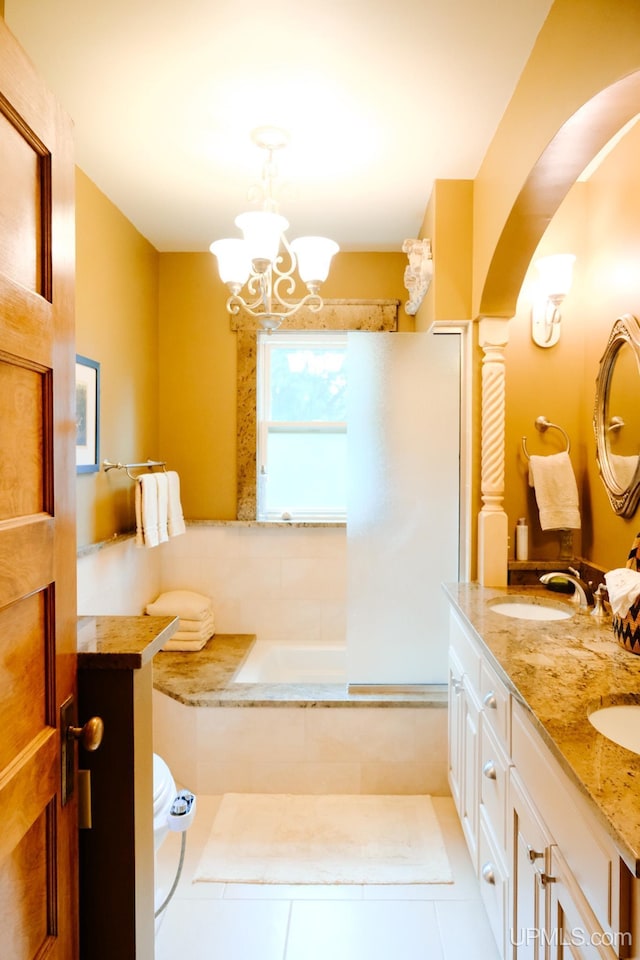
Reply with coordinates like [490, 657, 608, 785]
[448, 653, 464, 815]
[448, 646, 480, 866]
[460, 675, 480, 866]
[509, 771, 551, 960]
[547, 848, 619, 960]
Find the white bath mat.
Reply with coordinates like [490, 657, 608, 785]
[193, 793, 453, 885]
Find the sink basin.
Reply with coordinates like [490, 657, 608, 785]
[588, 705, 640, 754]
[489, 599, 572, 621]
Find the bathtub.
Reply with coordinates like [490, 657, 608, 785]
[234, 640, 347, 684]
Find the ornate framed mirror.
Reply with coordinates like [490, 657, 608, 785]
[594, 313, 640, 516]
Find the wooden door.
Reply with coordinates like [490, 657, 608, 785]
[0, 17, 78, 960]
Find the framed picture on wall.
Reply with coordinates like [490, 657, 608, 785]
[75, 354, 100, 473]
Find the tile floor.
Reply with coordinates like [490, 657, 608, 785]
[155, 795, 500, 960]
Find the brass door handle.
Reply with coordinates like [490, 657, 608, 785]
[67, 716, 104, 751]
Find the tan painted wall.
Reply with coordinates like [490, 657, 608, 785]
[158, 251, 408, 520]
[473, 0, 640, 319]
[583, 123, 640, 568]
[75, 170, 159, 547]
[503, 121, 640, 570]
[415, 180, 473, 331]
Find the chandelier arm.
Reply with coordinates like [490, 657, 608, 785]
[271, 234, 297, 281]
[272, 271, 298, 304]
[227, 291, 324, 322]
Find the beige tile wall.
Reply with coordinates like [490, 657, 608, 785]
[158, 523, 347, 643]
[153, 690, 449, 796]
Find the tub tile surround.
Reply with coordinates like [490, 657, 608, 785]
[444, 581, 640, 873]
[152, 634, 449, 796]
[159, 523, 347, 644]
[77, 523, 346, 641]
[77, 535, 162, 615]
[153, 688, 448, 796]
[78, 525, 450, 797]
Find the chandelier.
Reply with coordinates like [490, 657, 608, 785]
[210, 127, 339, 332]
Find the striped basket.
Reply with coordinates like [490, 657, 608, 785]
[613, 532, 640, 654]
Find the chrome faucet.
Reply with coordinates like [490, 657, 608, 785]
[539, 566, 594, 609]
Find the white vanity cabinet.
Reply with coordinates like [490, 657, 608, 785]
[449, 609, 482, 865]
[449, 609, 511, 955]
[448, 607, 633, 960]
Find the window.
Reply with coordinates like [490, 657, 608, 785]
[257, 330, 347, 521]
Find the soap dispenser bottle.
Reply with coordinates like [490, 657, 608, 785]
[515, 518, 529, 561]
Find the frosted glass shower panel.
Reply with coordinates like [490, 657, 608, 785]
[346, 332, 460, 684]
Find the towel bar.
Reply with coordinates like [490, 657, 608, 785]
[103, 459, 166, 481]
[521, 416, 570, 460]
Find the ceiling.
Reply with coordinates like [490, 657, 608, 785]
[5, 0, 554, 253]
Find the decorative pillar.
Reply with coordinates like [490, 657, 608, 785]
[477, 318, 510, 586]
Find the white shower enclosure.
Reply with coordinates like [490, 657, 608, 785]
[346, 330, 461, 685]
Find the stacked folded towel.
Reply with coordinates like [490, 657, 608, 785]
[146, 589, 215, 651]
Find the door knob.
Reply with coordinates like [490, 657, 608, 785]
[67, 716, 104, 751]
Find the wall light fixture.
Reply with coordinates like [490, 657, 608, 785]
[531, 253, 576, 348]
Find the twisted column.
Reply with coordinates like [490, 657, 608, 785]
[478, 318, 510, 585]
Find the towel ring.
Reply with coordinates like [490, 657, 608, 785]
[521, 416, 571, 460]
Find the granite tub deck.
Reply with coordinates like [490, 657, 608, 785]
[444, 582, 640, 876]
[152, 633, 447, 708]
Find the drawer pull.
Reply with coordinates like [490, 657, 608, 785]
[482, 690, 497, 709]
[527, 846, 544, 862]
[540, 873, 556, 886]
[482, 760, 497, 780]
[481, 862, 496, 885]
[450, 678, 463, 693]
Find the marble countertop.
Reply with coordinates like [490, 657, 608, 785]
[152, 633, 447, 708]
[77, 615, 178, 669]
[443, 582, 640, 875]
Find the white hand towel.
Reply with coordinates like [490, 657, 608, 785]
[146, 589, 213, 619]
[156, 472, 169, 544]
[162, 634, 210, 652]
[528, 451, 581, 531]
[136, 474, 160, 548]
[604, 568, 640, 617]
[167, 470, 186, 538]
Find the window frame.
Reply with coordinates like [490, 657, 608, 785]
[231, 299, 399, 521]
[257, 330, 348, 522]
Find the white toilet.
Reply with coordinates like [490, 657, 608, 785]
[153, 752, 196, 925]
[153, 753, 176, 854]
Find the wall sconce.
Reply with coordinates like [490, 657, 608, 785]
[531, 253, 576, 347]
[402, 238, 433, 315]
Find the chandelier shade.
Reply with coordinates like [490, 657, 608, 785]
[289, 236, 339, 287]
[210, 128, 339, 330]
[209, 238, 251, 290]
[234, 211, 289, 271]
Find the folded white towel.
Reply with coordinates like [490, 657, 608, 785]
[162, 634, 210, 652]
[528, 452, 581, 531]
[135, 474, 160, 548]
[167, 470, 186, 538]
[169, 622, 215, 642]
[604, 568, 640, 617]
[146, 589, 213, 620]
[178, 613, 215, 633]
[156, 473, 169, 544]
